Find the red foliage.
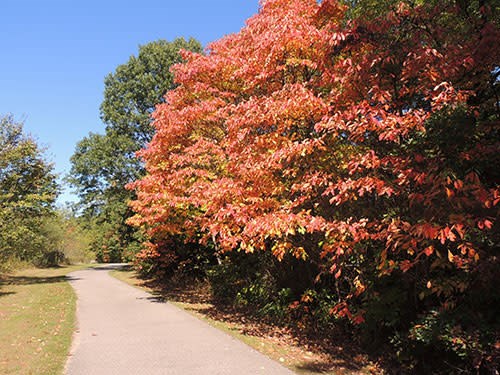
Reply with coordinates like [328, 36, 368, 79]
[128, 0, 500, 323]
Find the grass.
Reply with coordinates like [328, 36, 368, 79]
[0, 264, 90, 375]
[110, 267, 382, 375]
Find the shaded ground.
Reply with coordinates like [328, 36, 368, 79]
[1, 274, 70, 287]
[111, 267, 382, 375]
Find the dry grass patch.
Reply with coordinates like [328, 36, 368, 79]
[0, 265, 90, 375]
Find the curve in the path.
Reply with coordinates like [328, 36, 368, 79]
[65, 264, 296, 375]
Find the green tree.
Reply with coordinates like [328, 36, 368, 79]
[68, 38, 203, 262]
[0, 115, 59, 268]
[101, 38, 203, 144]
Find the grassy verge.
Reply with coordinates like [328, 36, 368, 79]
[110, 267, 381, 375]
[0, 264, 90, 375]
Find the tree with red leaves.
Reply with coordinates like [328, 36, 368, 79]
[129, 0, 499, 371]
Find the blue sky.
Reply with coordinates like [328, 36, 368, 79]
[0, 0, 259, 204]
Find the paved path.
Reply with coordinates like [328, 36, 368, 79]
[65, 264, 295, 375]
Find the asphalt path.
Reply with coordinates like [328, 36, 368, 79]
[65, 264, 295, 375]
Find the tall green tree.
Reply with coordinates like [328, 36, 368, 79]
[0, 115, 59, 267]
[68, 38, 203, 262]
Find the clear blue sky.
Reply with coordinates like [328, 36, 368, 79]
[0, 0, 259, 205]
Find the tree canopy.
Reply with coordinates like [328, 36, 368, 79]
[101, 38, 203, 145]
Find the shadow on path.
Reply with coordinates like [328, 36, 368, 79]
[135, 295, 166, 303]
[90, 263, 129, 272]
[136, 277, 373, 374]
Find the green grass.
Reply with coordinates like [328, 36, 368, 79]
[0, 265, 90, 375]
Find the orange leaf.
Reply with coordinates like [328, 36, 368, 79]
[424, 246, 434, 256]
